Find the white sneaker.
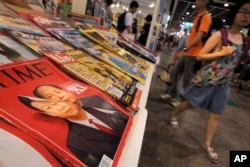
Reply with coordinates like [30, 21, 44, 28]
[160, 94, 172, 100]
[170, 99, 181, 107]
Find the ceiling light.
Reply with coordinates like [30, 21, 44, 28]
[138, 10, 141, 13]
[149, 2, 155, 8]
[186, 12, 190, 15]
[222, 19, 226, 22]
[192, 5, 195, 8]
[224, 3, 229, 7]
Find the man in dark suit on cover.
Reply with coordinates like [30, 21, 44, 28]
[18, 84, 129, 167]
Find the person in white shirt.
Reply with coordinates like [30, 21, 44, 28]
[118, 1, 139, 34]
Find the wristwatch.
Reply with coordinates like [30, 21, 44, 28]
[183, 47, 188, 51]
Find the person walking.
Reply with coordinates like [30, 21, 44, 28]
[117, 1, 139, 34]
[101, 0, 114, 28]
[169, 0, 250, 164]
[132, 18, 138, 36]
[138, 14, 152, 46]
[160, 0, 212, 103]
[160, 29, 189, 107]
[42, 0, 47, 10]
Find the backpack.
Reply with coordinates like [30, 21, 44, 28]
[117, 12, 127, 33]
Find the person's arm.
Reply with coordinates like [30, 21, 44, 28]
[169, 36, 189, 64]
[126, 25, 132, 33]
[170, 51, 184, 64]
[186, 31, 205, 50]
[197, 31, 233, 60]
[177, 35, 188, 51]
[125, 13, 133, 33]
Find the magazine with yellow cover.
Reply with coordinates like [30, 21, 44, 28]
[84, 44, 147, 84]
[52, 29, 150, 84]
[80, 29, 120, 50]
[41, 50, 141, 109]
[80, 29, 153, 73]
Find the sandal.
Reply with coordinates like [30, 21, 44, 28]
[169, 113, 179, 128]
[200, 145, 219, 163]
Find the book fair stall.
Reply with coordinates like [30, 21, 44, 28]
[0, 0, 159, 166]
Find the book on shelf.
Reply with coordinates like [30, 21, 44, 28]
[0, 120, 63, 167]
[41, 49, 142, 111]
[0, 57, 134, 167]
[4, 29, 73, 55]
[0, 30, 41, 65]
[0, 14, 46, 35]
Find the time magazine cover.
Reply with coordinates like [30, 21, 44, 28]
[0, 57, 133, 167]
[0, 30, 41, 65]
[4, 29, 73, 54]
[0, 120, 63, 167]
[0, 14, 46, 35]
[41, 49, 142, 109]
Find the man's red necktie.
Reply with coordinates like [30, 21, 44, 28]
[89, 119, 117, 136]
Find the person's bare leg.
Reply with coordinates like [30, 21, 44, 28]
[170, 100, 192, 117]
[170, 100, 192, 127]
[201, 112, 220, 162]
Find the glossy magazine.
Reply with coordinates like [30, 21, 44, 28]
[0, 58, 133, 167]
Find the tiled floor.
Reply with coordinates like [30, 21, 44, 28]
[138, 46, 250, 167]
